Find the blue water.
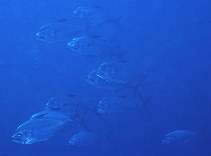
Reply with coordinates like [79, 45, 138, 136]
[0, 0, 211, 156]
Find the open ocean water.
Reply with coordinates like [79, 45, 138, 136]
[0, 0, 210, 156]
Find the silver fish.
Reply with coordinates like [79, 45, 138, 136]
[35, 18, 86, 43]
[86, 69, 126, 91]
[96, 94, 146, 116]
[162, 130, 197, 145]
[86, 66, 145, 92]
[68, 131, 97, 147]
[45, 95, 79, 118]
[12, 118, 69, 144]
[66, 35, 123, 60]
[66, 36, 102, 57]
[72, 6, 122, 39]
[72, 6, 108, 26]
[96, 61, 130, 83]
[30, 110, 71, 122]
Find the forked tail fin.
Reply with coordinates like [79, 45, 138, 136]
[117, 73, 150, 114]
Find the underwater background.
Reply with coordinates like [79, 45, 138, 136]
[0, 0, 210, 156]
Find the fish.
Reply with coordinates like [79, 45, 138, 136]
[35, 18, 86, 43]
[12, 110, 71, 144]
[66, 35, 124, 61]
[86, 65, 145, 92]
[66, 36, 102, 57]
[96, 61, 128, 83]
[46, 96, 90, 130]
[30, 110, 72, 122]
[86, 69, 128, 91]
[12, 116, 70, 144]
[96, 96, 123, 115]
[161, 130, 197, 145]
[96, 62, 118, 82]
[96, 94, 148, 116]
[68, 131, 97, 147]
[72, 6, 108, 26]
[72, 6, 123, 38]
[35, 29, 56, 43]
[86, 68, 149, 115]
[45, 96, 79, 117]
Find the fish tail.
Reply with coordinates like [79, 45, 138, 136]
[125, 73, 147, 93]
[105, 130, 116, 147]
[125, 74, 151, 115]
[140, 96, 151, 115]
[110, 15, 124, 32]
[112, 15, 124, 31]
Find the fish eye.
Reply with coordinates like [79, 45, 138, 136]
[88, 73, 99, 85]
[73, 8, 84, 18]
[69, 41, 75, 47]
[35, 30, 51, 42]
[35, 32, 40, 36]
[72, 11, 78, 16]
[69, 137, 78, 145]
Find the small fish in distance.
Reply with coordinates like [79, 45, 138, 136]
[161, 130, 197, 145]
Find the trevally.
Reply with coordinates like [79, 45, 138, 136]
[30, 110, 71, 122]
[46, 96, 90, 129]
[45, 95, 79, 118]
[12, 111, 70, 144]
[72, 6, 108, 27]
[96, 94, 147, 117]
[86, 67, 144, 91]
[12, 119, 69, 144]
[72, 6, 123, 39]
[68, 131, 97, 147]
[35, 18, 86, 44]
[161, 130, 197, 145]
[66, 35, 124, 61]
[66, 35, 102, 57]
[96, 62, 119, 82]
[86, 69, 128, 91]
[96, 61, 134, 83]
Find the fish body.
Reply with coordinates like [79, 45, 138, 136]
[45, 96, 79, 118]
[96, 95, 146, 116]
[86, 62, 145, 91]
[66, 35, 123, 60]
[72, 6, 108, 26]
[86, 69, 126, 91]
[96, 61, 132, 83]
[35, 18, 86, 43]
[162, 130, 197, 145]
[66, 36, 102, 57]
[12, 118, 68, 144]
[30, 110, 71, 122]
[68, 131, 97, 147]
[12, 111, 70, 144]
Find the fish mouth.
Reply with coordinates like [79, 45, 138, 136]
[85, 78, 95, 85]
[97, 109, 106, 114]
[11, 135, 24, 144]
[69, 140, 76, 145]
[35, 32, 46, 42]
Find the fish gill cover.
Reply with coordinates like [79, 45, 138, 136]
[0, 0, 211, 156]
